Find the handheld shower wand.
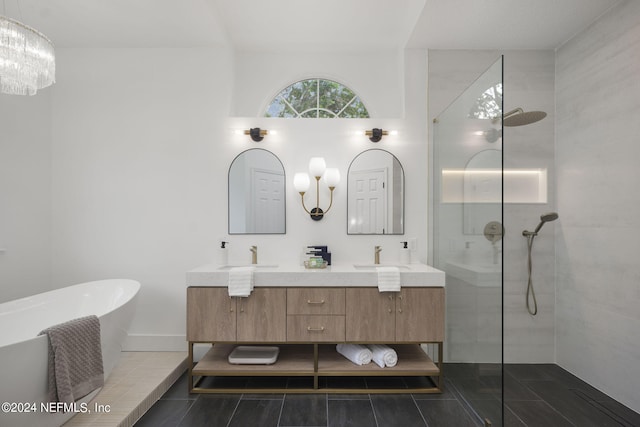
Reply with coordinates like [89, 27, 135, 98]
[522, 212, 559, 315]
[523, 212, 559, 237]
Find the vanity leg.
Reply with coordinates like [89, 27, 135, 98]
[188, 342, 194, 392]
[438, 342, 444, 391]
[313, 344, 319, 390]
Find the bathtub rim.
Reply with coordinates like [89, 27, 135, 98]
[0, 279, 141, 349]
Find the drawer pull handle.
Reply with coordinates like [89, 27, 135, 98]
[307, 326, 325, 332]
[307, 299, 325, 305]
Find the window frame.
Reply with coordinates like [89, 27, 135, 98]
[264, 78, 370, 118]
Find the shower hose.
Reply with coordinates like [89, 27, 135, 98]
[526, 234, 538, 315]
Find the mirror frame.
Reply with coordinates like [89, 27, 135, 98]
[347, 148, 405, 235]
[228, 148, 286, 235]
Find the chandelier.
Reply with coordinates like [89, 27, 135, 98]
[0, 15, 55, 95]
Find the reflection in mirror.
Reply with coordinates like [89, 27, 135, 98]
[463, 149, 501, 235]
[347, 149, 404, 235]
[229, 148, 286, 234]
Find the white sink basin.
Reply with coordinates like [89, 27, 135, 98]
[217, 264, 279, 270]
[353, 264, 411, 270]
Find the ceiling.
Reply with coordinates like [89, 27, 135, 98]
[7, 0, 621, 50]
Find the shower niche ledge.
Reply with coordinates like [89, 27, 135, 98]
[441, 166, 548, 204]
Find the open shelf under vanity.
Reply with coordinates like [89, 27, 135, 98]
[189, 342, 443, 394]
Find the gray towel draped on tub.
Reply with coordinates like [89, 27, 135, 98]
[38, 315, 104, 403]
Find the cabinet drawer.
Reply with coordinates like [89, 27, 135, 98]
[287, 288, 345, 315]
[287, 315, 345, 342]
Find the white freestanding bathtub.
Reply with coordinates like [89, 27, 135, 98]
[0, 279, 140, 427]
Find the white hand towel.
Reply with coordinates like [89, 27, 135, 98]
[376, 266, 401, 292]
[336, 344, 373, 366]
[228, 266, 255, 297]
[367, 344, 398, 368]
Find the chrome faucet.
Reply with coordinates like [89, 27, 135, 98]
[250, 245, 258, 264]
[374, 245, 382, 264]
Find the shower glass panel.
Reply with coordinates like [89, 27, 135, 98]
[433, 57, 503, 426]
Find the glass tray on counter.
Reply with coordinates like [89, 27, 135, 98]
[304, 260, 328, 269]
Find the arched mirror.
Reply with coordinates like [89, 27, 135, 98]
[347, 149, 404, 234]
[463, 149, 501, 235]
[228, 148, 286, 234]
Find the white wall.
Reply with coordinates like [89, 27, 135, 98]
[428, 50, 557, 363]
[2, 46, 426, 350]
[555, 0, 640, 412]
[50, 47, 234, 349]
[216, 49, 428, 270]
[0, 92, 52, 303]
[232, 50, 405, 118]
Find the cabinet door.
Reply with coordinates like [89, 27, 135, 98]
[187, 287, 236, 341]
[345, 288, 395, 342]
[395, 288, 445, 342]
[237, 288, 287, 342]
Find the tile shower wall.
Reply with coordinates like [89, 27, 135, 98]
[555, 0, 640, 412]
[428, 50, 556, 363]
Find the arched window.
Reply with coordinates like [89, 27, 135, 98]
[265, 79, 369, 118]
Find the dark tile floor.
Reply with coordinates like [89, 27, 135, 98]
[135, 364, 640, 427]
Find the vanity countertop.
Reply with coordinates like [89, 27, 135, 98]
[187, 263, 445, 287]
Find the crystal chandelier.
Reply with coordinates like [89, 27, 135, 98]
[0, 15, 55, 95]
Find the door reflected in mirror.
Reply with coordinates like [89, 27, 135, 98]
[347, 149, 404, 235]
[228, 148, 286, 234]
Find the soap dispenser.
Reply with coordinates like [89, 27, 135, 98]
[400, 241, 410, 264]
[218, 240, 229, 265]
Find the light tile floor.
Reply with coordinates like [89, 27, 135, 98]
[63, 352, 187, 427]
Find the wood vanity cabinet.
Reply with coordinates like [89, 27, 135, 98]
[187, 285, 444, 395]
[345, 288, 444, 342]
[286, 288, 345, 342]
[187, 287, 286, 342]
[187, 287, 234, 341]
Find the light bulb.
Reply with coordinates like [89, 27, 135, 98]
[324, 168, 340, 188]
[308, 157, 326, 178]
[293, 173, 310, 192]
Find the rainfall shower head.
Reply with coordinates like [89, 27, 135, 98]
[523, 212, 559, 236]
[503, 108, 547, 127]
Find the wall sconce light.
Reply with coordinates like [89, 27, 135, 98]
[244, 128, 268, 142]
[293, 157, 340, 221]
[365, 128, 388, 142]
[364, 128, 397, 142]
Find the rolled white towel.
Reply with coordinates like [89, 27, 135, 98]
[376, 266, 401, 292]
[228, 266, 255, 297]
[367, 344, 398, 368]
[336, 344, 373, 366]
